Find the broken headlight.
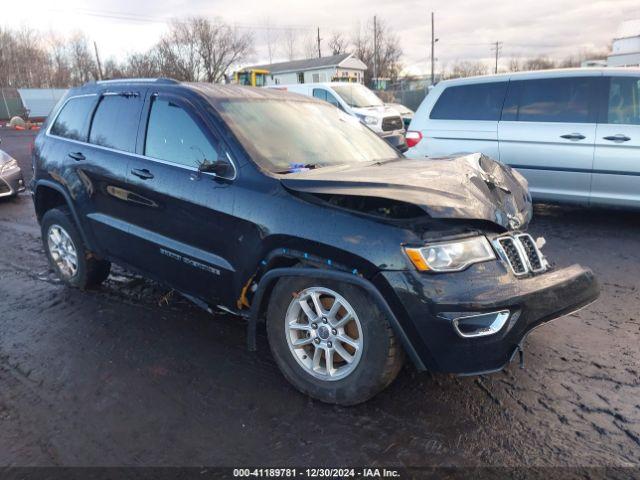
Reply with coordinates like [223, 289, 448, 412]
[404, 236, 495, 272]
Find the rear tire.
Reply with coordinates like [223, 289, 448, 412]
[41, 207, 111, 289]
[266, 276, 404, 405]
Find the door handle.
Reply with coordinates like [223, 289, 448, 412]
[603, 134, 631, 142]
[68, 151, 85, 161]
[130, 168, 154, 180]
[560, 133, 586, 140]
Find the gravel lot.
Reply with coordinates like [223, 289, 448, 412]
[0, 128, 638, 468]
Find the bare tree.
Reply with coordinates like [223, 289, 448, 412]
[327, 32, 348, 55]
[352, 18, 402, 86]
[68, 33, 98, 84]
[558, 47, 610, 68]
[282, 28, 298, 61]
[194, 18, 253, 82]
[124, 51, 161, 78]
[47, 34, 72, 87]
[154, 17, 253, 82]
[0, 27, 52, 88]
[0, 19, 253, 88]
[508, 56, 524, 72]
[445, 60, 488, 79]
[522, 56, 556, 71]
[302, 32, 319, 59]
[155, 19, 202, 81]
[102, 58, 125, 79]
[262, 17, 278, 64]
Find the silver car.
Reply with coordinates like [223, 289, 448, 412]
[406, 68, 640, 209]
[0, 148, 25, 198]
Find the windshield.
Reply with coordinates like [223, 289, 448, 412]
[218, 99, 400, 174]
[332, 84, 384, 108]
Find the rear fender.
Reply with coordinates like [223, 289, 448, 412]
[33, 179, 97, 252]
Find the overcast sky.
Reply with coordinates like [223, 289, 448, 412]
[3, 0, 639, 74]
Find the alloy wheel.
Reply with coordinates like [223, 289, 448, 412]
[47, 224, 78, 278]
[285, 286, 363, 381]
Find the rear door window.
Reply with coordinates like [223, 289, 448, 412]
[89, 93, 144, 152]
[430, 82, 507, 121]
[502, 77, 599, 123]
[606, 76, 640, 125]
[50, 96, 96, 141]
[144, 97, 219, 168]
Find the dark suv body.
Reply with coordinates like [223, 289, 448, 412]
[31, 79, 599, 405]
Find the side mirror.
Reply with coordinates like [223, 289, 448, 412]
[198, 159, 231, 177]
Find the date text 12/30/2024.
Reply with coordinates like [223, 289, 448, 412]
[233, 468, 401, 478]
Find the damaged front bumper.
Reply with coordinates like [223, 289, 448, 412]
[376, 263, 599, 375]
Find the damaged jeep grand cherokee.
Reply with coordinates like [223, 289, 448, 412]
[31, 79, 599, 405]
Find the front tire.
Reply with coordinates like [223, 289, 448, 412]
[41, 207, 111, 289]
[267, 276, 404, 405]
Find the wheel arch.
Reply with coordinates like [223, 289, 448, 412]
[33, 180, 97, 252]
[247, 267, 426, 371]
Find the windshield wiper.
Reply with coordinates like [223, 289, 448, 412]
[275, 163, 320, 174]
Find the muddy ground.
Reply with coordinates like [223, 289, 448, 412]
[0, 128, 638, 467]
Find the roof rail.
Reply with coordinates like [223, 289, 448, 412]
[94, 77, 180, 85]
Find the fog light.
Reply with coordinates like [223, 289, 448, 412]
[451, 310, 510, 338]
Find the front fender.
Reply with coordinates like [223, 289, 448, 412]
[247, 267, 426, 371]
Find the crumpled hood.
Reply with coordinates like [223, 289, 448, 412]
[281, 153, 533, 230]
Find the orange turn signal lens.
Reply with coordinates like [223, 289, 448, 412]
[404, 248, 430, 271]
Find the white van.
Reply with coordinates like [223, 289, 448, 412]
[406, 68, 640, 208]
[267, 82, 407, 151]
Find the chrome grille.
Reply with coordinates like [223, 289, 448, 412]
[382, 116, 403, 132]
[494, 234, 546, 276]
[516, 234, 545, 272]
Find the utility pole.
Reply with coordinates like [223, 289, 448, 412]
[317, 27, 322, 58]
[373, 15, 378, 88]
[491, 41, 503, 74]
[430, 12, 435, 86]
[94, 41, 103, 80]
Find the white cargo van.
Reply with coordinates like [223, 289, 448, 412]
[267, 82, 407, 151]
[406, 68, 640, 208]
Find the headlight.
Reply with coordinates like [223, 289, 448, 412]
[0, 158, 18, 174]
[404, 236, 496, 272]
[356, 114, 378, 125]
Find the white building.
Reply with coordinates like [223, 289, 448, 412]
[608, 19, 640, 67]
[249, 53, 367, 86]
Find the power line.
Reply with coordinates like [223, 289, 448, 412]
[49, 7, 318, 31]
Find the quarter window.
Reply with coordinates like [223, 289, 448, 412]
[312, 88, 327, 101]
[313, 89, 341, 109]
[144, 98, 219, 168]
[50, 96, 95, 141]
[502, 77, 598, 123]
[607, 77, 640, 125]
[430, 82, 508, 121]
[89, 94, 143, 152]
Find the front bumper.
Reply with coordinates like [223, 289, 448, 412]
[377, 263, 599, 374]
[0, 167, 25, 197]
